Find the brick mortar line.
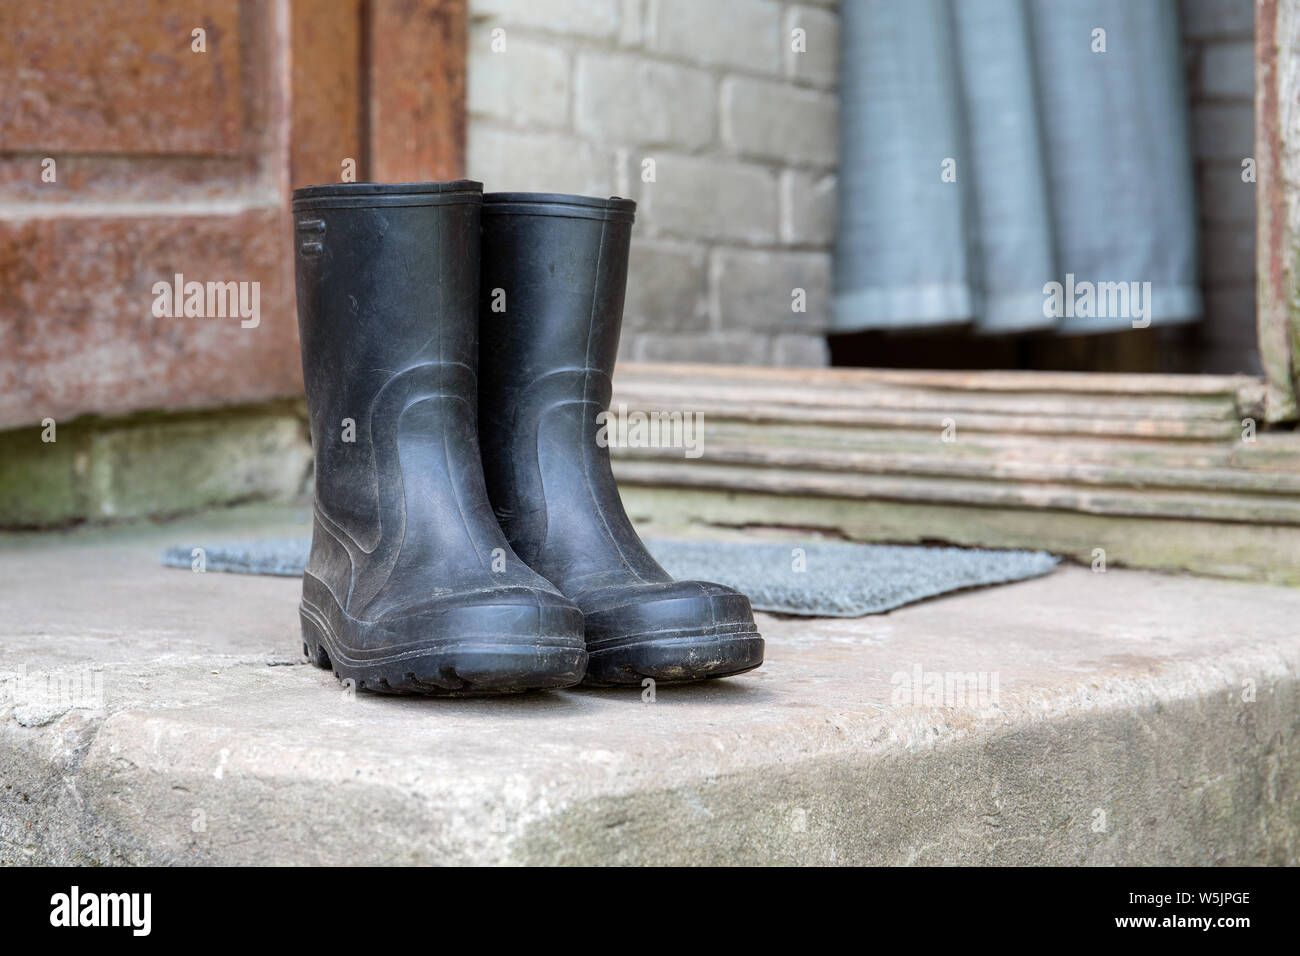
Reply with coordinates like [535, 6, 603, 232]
[468, 24, 840, 94]
[467, 120, 838, 176]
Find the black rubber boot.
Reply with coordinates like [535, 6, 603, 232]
[292, 182, 588, 695]
[477, 192, 764, 686]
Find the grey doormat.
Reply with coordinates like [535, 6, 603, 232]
[162, 537, 1058, 618]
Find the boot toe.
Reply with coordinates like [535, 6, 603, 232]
[302, 578, 587, 695]
[576, 580, 764, 686]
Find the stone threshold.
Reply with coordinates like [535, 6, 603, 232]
[1, 503, 1296, 865]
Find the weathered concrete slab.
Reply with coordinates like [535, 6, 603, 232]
[1, 504, 1297, 865]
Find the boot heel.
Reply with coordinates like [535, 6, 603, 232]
[300, 609, 332, 669]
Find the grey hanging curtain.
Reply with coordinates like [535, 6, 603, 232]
[833, 0, 1202, 334]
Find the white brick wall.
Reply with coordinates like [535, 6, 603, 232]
[467, 0, 839, 366]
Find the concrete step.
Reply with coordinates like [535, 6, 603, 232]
[1, 504, 1297, 865]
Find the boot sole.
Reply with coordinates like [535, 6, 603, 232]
[300, 600, 588, 696]
[581, 630, 765, 687]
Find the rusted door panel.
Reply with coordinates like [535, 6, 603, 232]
[0, 0, 466, 431]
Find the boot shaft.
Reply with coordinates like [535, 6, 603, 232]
[292, 182, 484, 546]
[478, 193, 635, 410]
[293, 181, 483, 437]
[477, 193, 662, 587]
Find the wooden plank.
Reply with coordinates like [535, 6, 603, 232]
[681, 421, 1280, 473]
[619, 487, 1300, 586]
[1235, 431, 1300, 469]
[611, 461, 1300, 525]
[619, 362, 1265, 401]
[1255, 0, 1300, 421]
[366, 0, 467, 182]
[291, 0, 364, 189]
[612, 381, 1238, 421]
[615, 442, 1300, 495]
[607, 400, 1241, 440]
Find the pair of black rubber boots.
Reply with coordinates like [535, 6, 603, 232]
[291, 181, 764, 695]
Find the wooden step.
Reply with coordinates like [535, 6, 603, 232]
[607, 363, 1300, 582]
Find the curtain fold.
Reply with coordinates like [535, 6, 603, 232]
[833, 0, 1202, 335]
